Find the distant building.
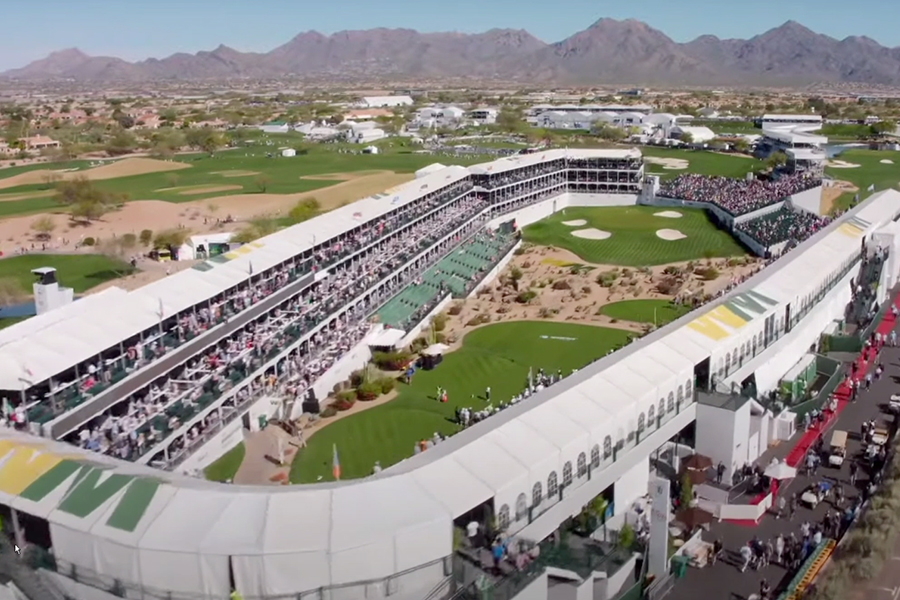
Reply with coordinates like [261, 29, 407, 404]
[352, 128, 387, 144]
[528, 103, 653, 117]
[281, 148, 297, 158]
[21, 136, 61, 152]
[362, 96, 414, 108]
[759, 114, 823, 134]
[669, 126, 716, 144]
[468, 108, 498, 125]
[259, 121, 290, 134]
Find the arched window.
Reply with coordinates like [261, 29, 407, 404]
[757, 332, 764, 349]
[638, 413, 646, 434]
[516, 493, 528, 521]
[648, 405, 656, 427]
[577, 453, 587, 477]
[725, 352, 732, 374]
[677, 386, 684, 407]
[731, 348, 738, 367]
[562, 461, 573, 487]
[499, 505, 510, 531]
[532, 482, 543, 507]
[752, 336, 758, 355]
[685, 378, 693, 399]
[548, 471, 559, 498]
[658, 399, 665, 419]
[591, 445, 601, 468]
[667, 392, 675, 413]
[603, 436, 612, 458]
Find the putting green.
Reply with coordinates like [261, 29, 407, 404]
[289, 321, 633, 482]
[598, 299, 691, 326]
[523, 206, 746, 266]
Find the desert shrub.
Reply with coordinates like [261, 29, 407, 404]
[432, 313, 448, 332]
[516, 290, 538, 303]
[696, 266, 720, 281]
[466, 313, 491, 326]
[320, 406, 338, 418]
[435, 332, 447, 343]
[139, 229, 153, 246]
[596, 271, 618, 287]
[333, 398, 355, 411]
[356, 381, 382, 401]
[410, 337, 428, 352]
[379, 377, 396, 394]
[337, 389, 357, 403]
[539, 307, 559, 318]
[448, 303, 463, 316]
[372, 351, 412, 370]
[513, 247, 526, 255]
[581, 286, 592, 294]
[82, 237, 95, 246]
[663, 265, 682, 276]
[657, 276, 681, 295]
[552, 279, 571, 290]
[121, 233, 137, 247]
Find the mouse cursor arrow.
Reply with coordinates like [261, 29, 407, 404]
[13, 545, 20, 556]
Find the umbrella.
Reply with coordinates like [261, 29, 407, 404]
[675, 506, 714, 530]
[681, 469, 707, 486]
[682, 453, 714, 471]
[764, 462, 797, 480]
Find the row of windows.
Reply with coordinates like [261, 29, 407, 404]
[496, 378, 693, 531]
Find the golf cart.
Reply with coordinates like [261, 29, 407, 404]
[800, 481, 832, 508]
[829, 430, 847, 467]
[889, 394, 900, 413]
[871, 425, 890, 446]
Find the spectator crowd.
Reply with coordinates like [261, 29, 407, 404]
[658, 172, 822, 216]
[736, 208, 831, 251]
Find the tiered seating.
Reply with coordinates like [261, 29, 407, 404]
[735, 208, 829, 250]
[376, 232, 516, 329]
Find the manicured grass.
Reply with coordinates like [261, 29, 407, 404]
[289, 321, 632, 482]
[0, 254, 134, 294]
[825, 149, 900, 194]
[0, 143, 491, 217]
[641, 147, 764, 179]
[204, 442, 246, 482]
[598, 299, 691, 326]
[522, 206, 746, 266]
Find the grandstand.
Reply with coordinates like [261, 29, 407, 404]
[1, 188, 898, 600]
[376, 231, 517, 328]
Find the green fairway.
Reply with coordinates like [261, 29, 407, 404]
[290, 321, 632, 482]
[0, 143, 491, 218]
[641, 147, 764, 179]
[0, 317, 27, 330]
[204, 442, 246, 482]
[0, 253, 134, 294]
[522, 206, 746, 266]
[598, 299, 691, 326]
[825, 149, 900, 194]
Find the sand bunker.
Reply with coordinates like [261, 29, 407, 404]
[212, 170, 260, 178]
[827, 160, 861, 169]
[0, 157, 190, 190]
[657, 229, 687, 241]
[645, 157, 689, 170]
[571, 228, 612, 240]
[562, 219, 588, 226]
[881, 159, 895, 165]
[177, 185, 243, 196]
[654, 211, 683, 219]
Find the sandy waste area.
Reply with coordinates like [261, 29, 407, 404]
[656, 229, 687, 241]
[0, 158, 191, 191]
[644, 157, 689, 170]
[654, 211, 683, 219]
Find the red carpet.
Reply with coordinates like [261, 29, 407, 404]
[727, 300, 898, 526]
[784, 304, 897, 469]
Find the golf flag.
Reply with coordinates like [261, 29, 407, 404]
[332, 444, 342, 480]
[248, 260, 253, 276]
[528, 366, 533, 389]
[868, 184, 876, 192]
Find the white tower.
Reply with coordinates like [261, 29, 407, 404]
[32, 267, 74, 316]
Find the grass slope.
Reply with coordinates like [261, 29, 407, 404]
[598, 299, 691, 326]
[290, 321, 632, 483]
[523, 206, 746, 266]
[0, 253, 134, 294]
[204, 442, 246, 482]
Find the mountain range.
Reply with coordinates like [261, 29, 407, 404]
[4, 18, 900, 86]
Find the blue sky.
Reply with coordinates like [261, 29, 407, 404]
[2, 0, 898, 71]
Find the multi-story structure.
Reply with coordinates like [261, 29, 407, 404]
[2, 148, 899, 600]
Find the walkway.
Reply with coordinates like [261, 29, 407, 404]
[668, 302, 900, 600]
